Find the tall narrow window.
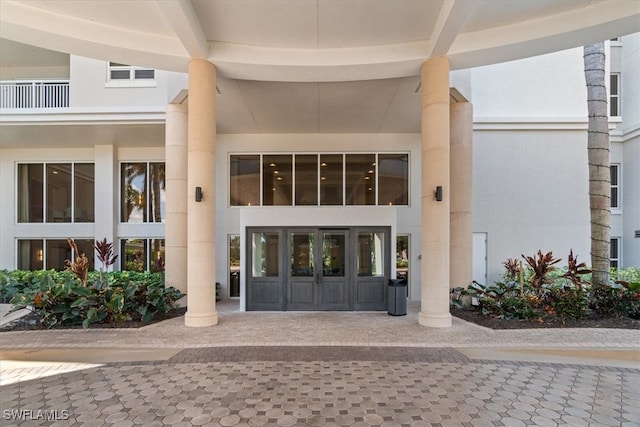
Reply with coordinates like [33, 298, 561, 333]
[121, 163, 147, 222]
[46, 164, 71, 222]
[120, 162, 165, 223]
[346, 154, 376, 205]
[610, 164, 620, 209]
[379, 154, 409, 205]
[263, 155, 292, 206]
[320, 154, 343, 206]
[230, 155, 260, 206]
[149, 163, 166, 223]
[610, 73, 620, 117]
[17, 240, 43, 270]
[74, 164, 95, 222]
[17, 164, 43, 222]
[295, 155, 318, 205]
[229, 235, 241, 298]
[610, 237, 620, 268]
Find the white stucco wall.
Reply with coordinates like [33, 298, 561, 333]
[471, 47, 587, 120]
[69, 56, 187, 109]
[623, 137, 640, 267]
[472, 129, 591, 284]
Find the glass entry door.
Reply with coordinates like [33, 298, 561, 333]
[288, 229, 349, 310]
[246, 226, 389, 311]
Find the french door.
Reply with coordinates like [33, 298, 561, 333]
[246, 226, 389, 311]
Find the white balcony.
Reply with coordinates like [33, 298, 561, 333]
[0, 80, 69, 109]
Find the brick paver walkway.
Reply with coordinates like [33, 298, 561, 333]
[1, 301, 639, 426]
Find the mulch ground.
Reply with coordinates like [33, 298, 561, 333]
[452, 307, 640, 330]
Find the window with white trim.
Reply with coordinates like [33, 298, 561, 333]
[610, 164, 620, 209]
[610, 73, 621, 117]
[17, 163, 95, 223]
[610, 237, 621, 269]
[17, 238, 94, 271]
[106, 62, 156, 87]
[120, 238, 165, 272]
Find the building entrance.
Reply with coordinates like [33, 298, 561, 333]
[246, 227, 390, 311]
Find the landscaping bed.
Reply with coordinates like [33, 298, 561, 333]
[452, 306, 640, 330]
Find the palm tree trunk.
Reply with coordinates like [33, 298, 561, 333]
[583, 42, 610, 287]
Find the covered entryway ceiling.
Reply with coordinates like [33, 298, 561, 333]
[0, 0, 638, 135]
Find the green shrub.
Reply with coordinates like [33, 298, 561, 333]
[590, 283, 640, 319]
[543, 284, 588, 322]
[7, 270, 184, 328]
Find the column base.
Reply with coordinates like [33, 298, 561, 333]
[418, 311, 452, 328]
[185, 310, 218, 327]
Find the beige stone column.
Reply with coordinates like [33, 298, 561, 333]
[165, 103, 188, 305]
[450, 101, 473, 289]
[419, 56, 452, 328]
[185, 59, 218, 327]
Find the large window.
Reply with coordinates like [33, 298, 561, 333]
[610, 164, 620, 209]
[121, 162, 165, 223]
[230, 153, 409, 207]
[120, 238, 165, 272]
[18, 163, 94, 223]
[17, 239, 94, 271]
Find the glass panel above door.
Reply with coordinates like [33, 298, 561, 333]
[295, 155, 318, 205]
[263, 155, 292, 206]
[320, 154, 343, 205]
[357, 232, 384, 277]
[346, 154, 376, 205]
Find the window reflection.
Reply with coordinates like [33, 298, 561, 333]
[378, 154, 409, 205]
[291, 233, 314, 276]
[346, 154, 376, 205]
[17, 164, 43, 223]
[263, 155, 292, 206]
[230, 155, 260, 206]
[121, 163, 147, 222]
[357, 232, 384, 277]
[252, 232, 279, 277]
[295, 155, 318, 205]
[320, 154, 343, 205]
[322, 233, 345, 277]
[74, 164, 95, 222]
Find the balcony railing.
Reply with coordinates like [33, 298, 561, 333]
[0, 80, 70, 109]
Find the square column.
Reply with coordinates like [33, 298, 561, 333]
[450, 101, 473, 289]
[165, 103, 188, 304]
[419, 57, 452, 328]
[185, 59, 218, 327]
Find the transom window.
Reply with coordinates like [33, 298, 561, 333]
[230, 153, 409, 207]
[120, 162, 165, 223]
[17, 163, 95, 223]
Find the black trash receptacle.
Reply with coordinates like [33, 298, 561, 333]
[388, 278, 407, 316]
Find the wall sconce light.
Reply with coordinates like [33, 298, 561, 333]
[434, 186, 443, 202]
[36, 249, 43, 261]
[195, 186, 203, 202]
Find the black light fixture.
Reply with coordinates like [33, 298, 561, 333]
[434, 186, 443, 202]
[195, 186, 203, 202]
